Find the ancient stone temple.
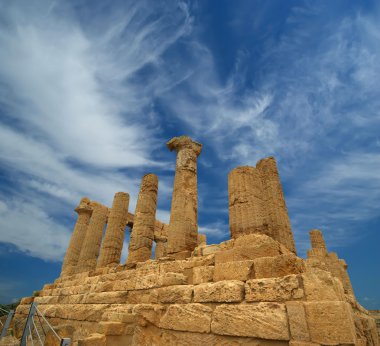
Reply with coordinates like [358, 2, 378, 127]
[13, 136, 379, 345]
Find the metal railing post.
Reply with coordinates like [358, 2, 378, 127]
[20, 302, 38, 346]
[60, 338, 71, 346]
[0, 309, 15, 339]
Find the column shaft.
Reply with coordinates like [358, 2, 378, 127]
[76, 203, 108, 273]
[60, 198, 92, 276]
[127, 174, 158, 264]
[97, 192, 129, 268]
[257, 157, 296, 254]
[166, 136, 202, 258]
[154, 238, 167, 259]
[228, 166, 268, 239]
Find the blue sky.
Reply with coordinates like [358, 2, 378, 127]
[0, 0, 379, 309]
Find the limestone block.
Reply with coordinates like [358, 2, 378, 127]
[160, 303, 212, 333]
[133, 304, 164, 327]
[101, 311, 136, 324]
[213, 260, 254, 282]
[201, 244, 222, 256]
[83, 291, 128, 304]
[302, 269, 345, 301]
[304, 301, 357, 344]
[159, 260, 187, 274]
[135, 273, 162, 290]
[191, 254, 215, 267]
[161, 272, 187, 286]
[127, 289, 158, 304]
[286, 302, 310, 341]
[245, 275, 303, 302]
[99, 322, 125, 336]
[253, 254, 305, 278]
[194, 280, 245, 303]
[78, 333, 106, 346]
[158, 285, 193, 303]
[211, 303, 290, 340]
[215, 235, 281, 263]
[191, 265, 214, 284]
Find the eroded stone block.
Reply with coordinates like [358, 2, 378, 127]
[213, 260, 254, 282]
[245, 275, 303, 302]
[304, 301, 357, 344]
[194, 280, 244, 303]
[160, 304, 212, 333]
[211, 303, 289, 340]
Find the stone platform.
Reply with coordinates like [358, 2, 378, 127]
[14, 233, 378, 345]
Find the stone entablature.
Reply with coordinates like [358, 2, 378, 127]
[13, 136, 378, 346]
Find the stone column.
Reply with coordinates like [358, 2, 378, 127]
[166, 136, 202, 259]
[97, 192, 129, 268]
[154, 237, 167, 259]
[307, 229, 328, 258]
[60, 197, 92, 276]
[257, 157, 296, 254]
[127, 174, 158, 264]
[228, 166, 267, 239]
[76, 202, 108, 273]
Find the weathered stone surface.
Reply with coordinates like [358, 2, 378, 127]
[97, 192, 129, 268]
[78, 333, 106, 346]
[158, 285, 193, 303]
[211, 303, 290, 340]
[160, 304, 212, 333]
[167, 136, 202, 257]
[302, 269, 345, 301]
[253, 254, 305, 278]
[304, 301, 357, 344]
[191, 265, 214, 284]
[245, 275, 303, 302]
[127, 289, 158, 304]
[127, 174, 158, 264]
[286, 302, 310, 341]
[215, 237, 282, 263]
[194, 280, 244, 303]
[213, 260, 254, 281]
[161, 272, 187, 286]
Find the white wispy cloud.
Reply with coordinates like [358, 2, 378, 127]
[0, 0, 190, 260]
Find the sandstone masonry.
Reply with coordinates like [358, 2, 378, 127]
[12, 136, 378, 346]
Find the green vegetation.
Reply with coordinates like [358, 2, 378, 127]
[0, 301, 20, 317]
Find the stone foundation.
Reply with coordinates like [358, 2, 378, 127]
[14, 233, 378, 345]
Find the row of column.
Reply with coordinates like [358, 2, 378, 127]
[61, 136, 203, 275]
[60, 174, 159, 276]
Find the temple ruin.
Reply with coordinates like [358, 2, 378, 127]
[12, 136, 379, 345]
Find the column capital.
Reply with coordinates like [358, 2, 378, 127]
[167, 136, 202, 156]
[74, 197, 93, 215]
